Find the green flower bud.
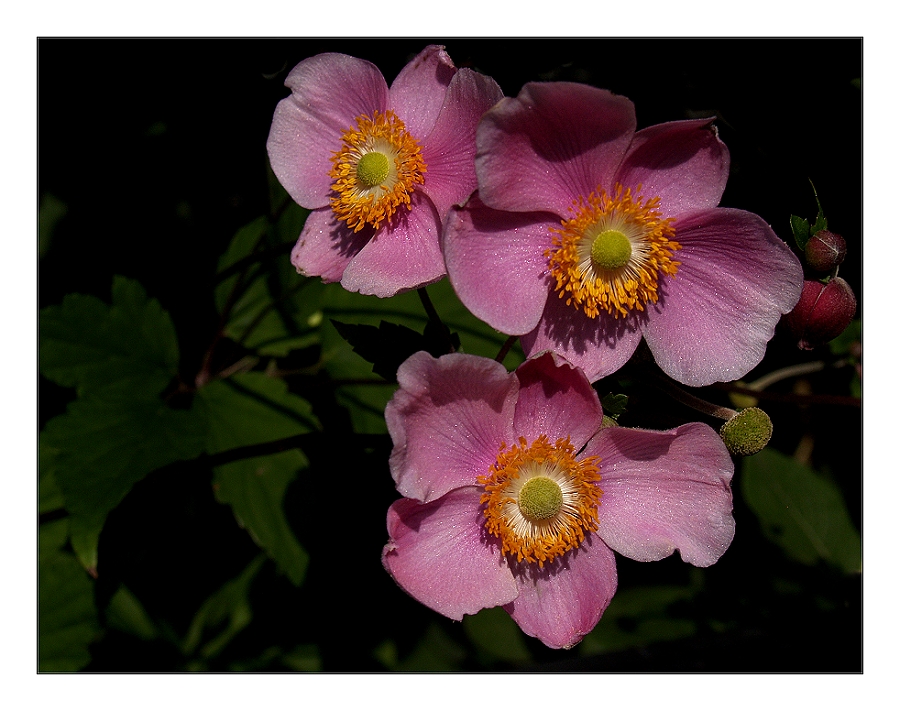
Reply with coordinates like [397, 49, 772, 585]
[719, 407, 773, 456]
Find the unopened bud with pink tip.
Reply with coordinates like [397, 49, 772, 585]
[783, 277, 857, 350]
[805, 230, 847, 273]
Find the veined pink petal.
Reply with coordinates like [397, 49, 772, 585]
[520, 292, 644, 383]
[420, 69, 504, 221]
[588, 423, 735, 567]
[383, 489, 519, 621]
[513, 352, 604, 450]
[387, 352, 518, 503]
[290, 207, 373, 283]
[388, 45, 457, 142]
[642, 208, 804, 386]
[476, 82, 636, 216]
[504, 536, 617, 649]
[442, 194, 555, 336]
[266, 53, 389, 209]
[338, 192, 445, 297]
[615, 118, 730, 216]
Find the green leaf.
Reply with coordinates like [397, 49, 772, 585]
[39, 192, 68, 260]
[41, 394, 206, 572]
[741, 448, 861, 574]
[215, 209, 315, 357]
[601, 393, 629, 419]
[790, 214, 811, 251]
[463, 606, 531, 663]
[105, 586, 159, 641]
[197, 372, 319, 586]
[39, 276, 179, 398]
[809, 180, 828, 236]
[395, 622, 466, 672]
[181, 554, 266, 661]
[39, 549, 100, 671]
[579, 583, 698, 655]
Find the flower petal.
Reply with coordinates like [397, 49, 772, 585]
[383, 488, 519, 621]
[267, 53, 389, 209]
[504, 535, 618, 649]
[588, 423, 735, 567]
[476, 82, 636, 215]
[520, 291, 644, 383]
[339, 192, 445, 297]
[388, 45, 457, 142]
[615, 118, 730, 215]
[387, 352, 518, 503]
[420, 69, 505, 221]
[642, 208, 804, 386]
[513, 352, 604, 450]
[290, 207, 372, 283]
[442, 193, 556, 335]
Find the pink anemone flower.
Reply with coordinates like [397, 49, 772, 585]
[442, 82, 803, 386]
[267, 45, 503, 298]
[382, 350, 735, 649]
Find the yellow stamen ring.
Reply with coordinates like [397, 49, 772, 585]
[328, 110, 426, 233]
[546, 184, 681, 319]
[478, 435, 602, 568]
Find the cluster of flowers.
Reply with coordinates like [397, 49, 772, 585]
[268, 46, 806, 649]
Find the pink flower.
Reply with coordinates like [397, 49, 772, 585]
[382, 350, 735, 649]
[442, 82, 804, 386]
[267, 45, 503, 298]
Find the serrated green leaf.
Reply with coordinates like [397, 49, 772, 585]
[463, 606, 531, 663]
[39, 276, 179, 398]
[198, 372, 319, 586]
[741, 448, 861, 574]
[41, 394, 206, 572]
[39, 550, 100, 671]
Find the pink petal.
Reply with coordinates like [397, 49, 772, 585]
[476, 82, 636, 216]
[642, 208, 804, 386]
[338, 192, 445, 297]
[387, 352, 518, 503]
[267, 53, 389, 209]
[442, 193, 555, 336]
[513, 352, 604, 450]
[615, 118, 730, 216]
[290, 207, 372, 283]
[520, 291, 644, 383]
[388, 45, 457, 142]
[419, 69, 505, 221]
[504, 535, 618, 649]
[588, 423, 735, 567]
[383, 488, 519, 621]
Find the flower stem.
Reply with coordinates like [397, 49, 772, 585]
[650, 374, 736, 421]
[417, 286, 456, 354]
[495, 336, 518, 364]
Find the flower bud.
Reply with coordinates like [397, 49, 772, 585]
[804, 230, 847, 273]
[783, 277, 857, 350]
[719, 407, 773, 457]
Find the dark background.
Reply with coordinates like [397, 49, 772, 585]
[38, 39, 862, 671]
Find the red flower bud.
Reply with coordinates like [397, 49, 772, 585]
[805, 230, 847, 273]
[784, 277, 857, 350]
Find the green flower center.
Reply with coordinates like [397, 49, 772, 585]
[590, 229, 632, 270]
[517, 476, 564, 521]
[356, 151, 391, 188]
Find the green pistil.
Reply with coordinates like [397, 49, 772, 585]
[719, 407, 773, 457]
[590, 229, 632, 270]
[356, 152, 390, 188]
[518, 477, 563, 521]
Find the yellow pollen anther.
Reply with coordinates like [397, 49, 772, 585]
[329, 110, 426, 232]
[478, 435, 602, 568]
[546, 184, 682, 319]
